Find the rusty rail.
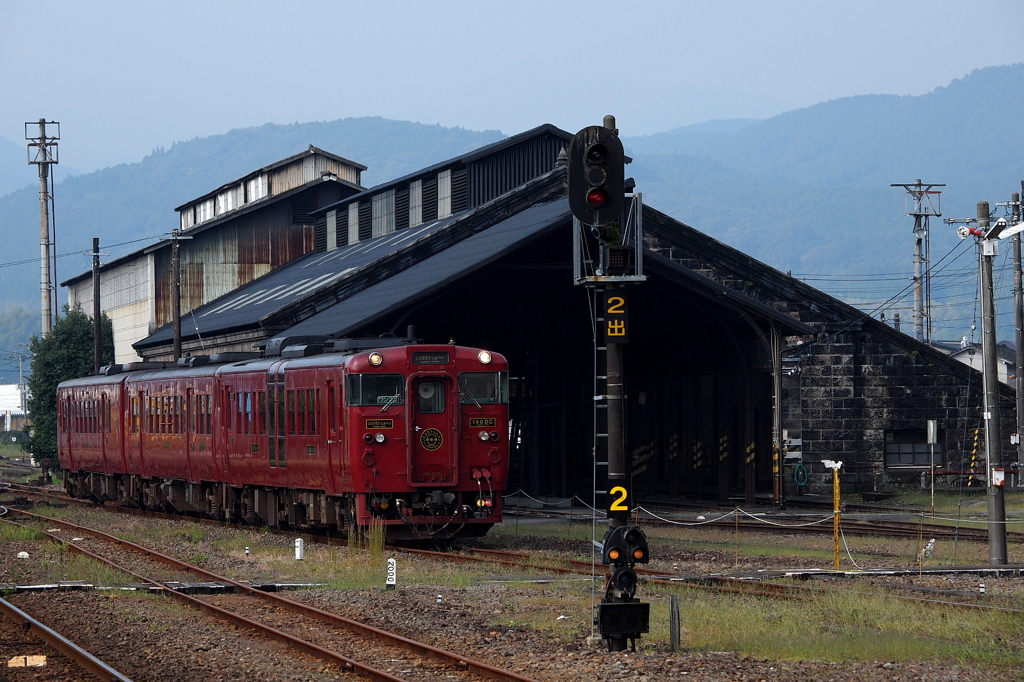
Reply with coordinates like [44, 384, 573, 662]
[0, 595, 133, 682]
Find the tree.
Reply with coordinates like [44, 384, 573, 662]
[24, 306, 113, 473]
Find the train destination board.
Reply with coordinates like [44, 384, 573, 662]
[412, 351, 450, 364]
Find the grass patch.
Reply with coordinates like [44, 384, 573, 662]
[38, 548, 136, 587]
[651, 585, 1024, 665]
[0, 522, 45, 542]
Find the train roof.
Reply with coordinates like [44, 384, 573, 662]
[58, 343, 504, 390]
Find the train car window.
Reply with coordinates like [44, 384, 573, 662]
[346, 374, 405, 406]
[416, 380, 446, 414]
[308, 389, 317, 435]
[132, 397, 139, 433]
[245, 393, 253, 435]
[287, 390, 296, 435]
[257, 392, 267, 434]
[297, 390, 306, 435]
[204, 394, 213, 434]
[458, 372, 509, 405]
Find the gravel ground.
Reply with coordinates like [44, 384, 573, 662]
[1, 504, 1023, 681]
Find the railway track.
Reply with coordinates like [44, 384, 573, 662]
[1, 507, 540, 682]
[0, 592, 133, 681]
[5, 482, 1023, 614]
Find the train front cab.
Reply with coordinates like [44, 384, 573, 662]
[345, 345, 508, 541]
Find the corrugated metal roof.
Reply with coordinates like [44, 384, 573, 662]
[279, 199, 571, 339]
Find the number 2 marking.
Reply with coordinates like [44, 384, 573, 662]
[607, 297, 625, 314]
[609, 486, 629, 511]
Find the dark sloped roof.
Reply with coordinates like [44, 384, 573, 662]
[136, 166, 568, 351]
[280, 199, 572, 338]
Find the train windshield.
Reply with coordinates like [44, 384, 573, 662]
[458, 372, 509, 405]
[347, 374, 405, 406]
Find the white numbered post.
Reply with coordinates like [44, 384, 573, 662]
[385, 558, 397, 590]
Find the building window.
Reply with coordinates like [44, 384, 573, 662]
[180, 207, 196, 231]
[326, 210, 337, 251]
[246, 174, 268, 203]
[437, 169, 452, 219]
[884, 430, 944, 467]
[409, 180, 423, 227]
[371, 190, 396, 238]
[195, 198, 215, 224]
[348, 203, 360, 244]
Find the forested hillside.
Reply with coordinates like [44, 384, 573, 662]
[2, 65, 1022, 382]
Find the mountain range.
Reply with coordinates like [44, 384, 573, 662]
[1, 64, 1022, 382]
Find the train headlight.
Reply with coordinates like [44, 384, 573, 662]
[478, 431, 490, 441]
[364, 433, 374, 443]
[374, 432, 386, 444]
[477, 350, 492, 364]
[368, 352, 384, 366]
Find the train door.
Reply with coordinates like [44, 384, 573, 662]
[325, 378, 341, 494]
[409, 376, 457, 485]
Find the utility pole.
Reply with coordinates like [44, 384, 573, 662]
[172, 229, 182, 362]
[1013, 190, 1023, 477]
[25, 120, 59, 336]
[976, 201, 1008, 565]
[92, 238, 101, 375]
[168, 228, 193, 362]
[891, 181, 943, 344]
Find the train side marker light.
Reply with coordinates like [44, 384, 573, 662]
[364, 433, 374, 443]
[374, 432, 386, 444]
[368, 352, 384, 366]
[478, 431, 490, 441]
[478, 350, 492, 364]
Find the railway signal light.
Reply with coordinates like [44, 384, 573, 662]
[567, 125, 625, 234]
[601, 525, 650, 565]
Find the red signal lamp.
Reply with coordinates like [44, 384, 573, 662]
[587, 188, 607, 208]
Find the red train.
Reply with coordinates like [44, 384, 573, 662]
[57, 335, 508, 541]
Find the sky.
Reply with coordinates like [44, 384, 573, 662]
[1, 1, 1023, 174]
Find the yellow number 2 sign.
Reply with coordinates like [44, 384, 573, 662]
[608, 485, 630, 518]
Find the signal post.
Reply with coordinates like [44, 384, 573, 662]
[568, 116, 650, 651]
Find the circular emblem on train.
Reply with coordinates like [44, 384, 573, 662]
[420, 428, 443, 451]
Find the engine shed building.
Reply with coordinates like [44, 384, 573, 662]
[125, 124, 1013, 503]
[63, 147, 366, 363]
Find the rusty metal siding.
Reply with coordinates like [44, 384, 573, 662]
[154, 200, 314, 327]
[468, 133, 563, 208]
